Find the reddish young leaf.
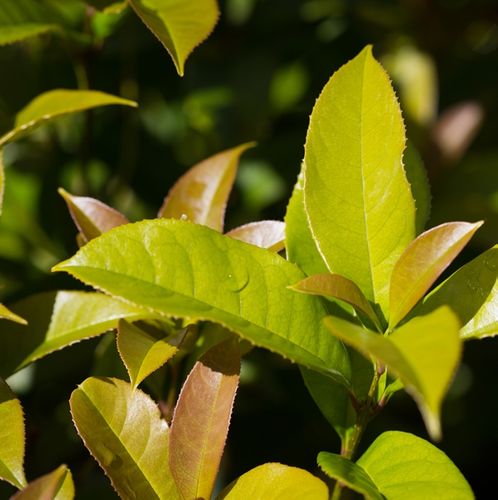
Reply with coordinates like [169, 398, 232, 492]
[169, 339, 240, 500]
[226, 220, 285, 252]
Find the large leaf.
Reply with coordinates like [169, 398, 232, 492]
[303, 45, 416, 313]
[53, 219, 351, 384]
[0, 90, 137, 147]
[418, 245, 498, 340]
[317, 452, 383, 500]
[226, 220, 285, 252]
[12, 465, 74, 500]
[0, 291, 154, 378]
[128, 0, 219, 76]
[324, 307, 461, 439]
[389, 221, 482, 328]
[357, 431, 474, 499]
[70, 377, 179, 499]
[169, 340, 240, 500]
[0, 378, 26, 489]
[219, 463, 328, 500]
[158, 143, 253, 231]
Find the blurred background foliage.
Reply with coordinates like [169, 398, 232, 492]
[0, 0, 497, 497]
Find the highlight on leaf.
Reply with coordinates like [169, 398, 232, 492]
[226, 220, 285, 252]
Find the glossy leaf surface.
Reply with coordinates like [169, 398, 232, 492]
[117, 320, 178, 388]
[159, 143, 252, 231]
[170, 340, 240, 500]
[389, 221, 482, 328]
[0, 379, 26, 489]
[304, 46, 415, 312]
[70, 377, 178, 499]
[128, 0, 219, 76]
[317, 452, 382, 500]
[12, 465, 74, 500]
[227, 220, 285, 252]
[53, 219, 351, 384]
[324, 307, 461, 439]
[219, 463, 328, 500]
[357, 431, 474, 499]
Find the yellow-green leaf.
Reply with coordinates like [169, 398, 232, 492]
[12, 465, 74, 500]
[389, 221, 483, 329]
[227, 220, 285, 252]
[304, 45, 416, 313]
[0, 302, 26, 325]
[128, 0, 219, 76]
[0, 23, 58, 46]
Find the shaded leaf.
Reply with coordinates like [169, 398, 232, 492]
[0, 149, 4, 214]
[70, 377, 179, 499]
[226, 220, 285, 252]
[324, 307, 461, 439]
[53, 219, 351, 384]
[389, 221, 482, 329]
[170, 340, 240, 500]
[12, 465, 74, 500]
[357, 431, 474, 499]
[159, 143, 253, 231]
[0, 23, 58, 46]
[0, 303, 26, 325]
[304, 45, 416, 313]
[128, 0, 219, 76]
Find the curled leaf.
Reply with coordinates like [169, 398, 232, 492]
[227, 220, 285, 252]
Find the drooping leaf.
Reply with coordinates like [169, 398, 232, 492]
[128, 0, 219, 76]
[70, 377, 179, 499]
[418, 245, 498, 340]
[317, 452, 383, 500]
[158, 143, 253, 231]
[0, 90, 137, 147]
[0, 302, 26, 325]
[59, 188, 129, 242]
[53, 219, 351, 384]
[227, 220, 285, 252]
[116, 319, 178, 389]
[12, 465, 74, 500]
[324, 307, 461, 439]
[218, 463, 328, 500]
[304, 45, 416, 313]
[357, 431, 474, 499]
[0, 291, 154, 378]
[0, 379, 26, 489]
[291, 274, 381, 331]
[170, 340, 240, 500]
[389, 221, 482, 329]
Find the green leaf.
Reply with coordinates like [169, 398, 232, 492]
[324, 307, 461, 440]
[0, 291, 154, 378]
[218, 463, 328, 500]
[0, 23, 58, 46]
[158, 143, 253, 231]
[170, 340, 240, 500]
[70, 377, 179, 499]
[357, 431, 474, 499]
[304, 45, 416, 313]
[0, 90, 137, 147]
[418, 245, 498, 340]
[116, 319, 178, 389]
[317, 452, 383, 500]
[0, 149, 4, 214]
[0, 378, 26, 489]
[0, 302, 26, 325]
[128, 0, 219, 76]
[59, 188, 129, 243]
[389, 221, 483, 329]
[53, 219, 351, 384]
[226, 220, 285, 252]
[291, 274, 381, 331]
[12, 465, 74, 500]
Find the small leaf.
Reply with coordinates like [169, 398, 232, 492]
[389, 221, 483, 329]
[291, 274, 381, 331]
[117, 319, 178, 389]
[324, 307, 461, 440]
[418, 245, 498, 340]
[226, 220, 285, 252]
[128, 0, 219, 76]
[59, 188, 129, 242]
[169, 340, 240, 500]
[159, 143, 253, 231]
[357, 431, 474, 499]
[0, 302, 26, 325]
[317, 452, 383, 500]
[219, 463, 328, 500]
[0, 378, 26, 489]
[0, 90, 137, 147]
[0, 24, 58, 46]
[70, 377, 179, 499]
[12, 465, 74, 500]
